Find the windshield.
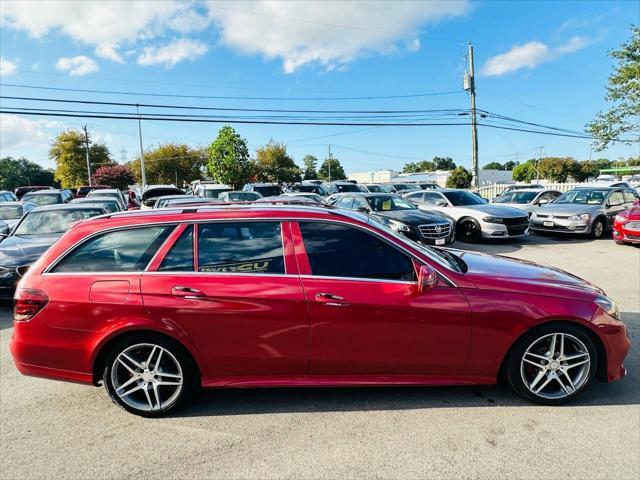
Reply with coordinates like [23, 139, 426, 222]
[292, 184, 324, 194]
[228, 192, 259, 201]
[367, 196, 416, 211]
[494, 191, 538, 204]
[82, 200, 119, 212]
[554, 189, 609, 205]
[393, 184, 419, 191]
[0, 205, 23, 220]
[22, 193, 61, 206]
[14, 209, 104, 235]
[89, 191, 120, 201]
[443, 191, 484, 206]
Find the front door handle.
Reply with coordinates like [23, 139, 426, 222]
[171, 286, 205, 299]
[315, 293, 349, 307]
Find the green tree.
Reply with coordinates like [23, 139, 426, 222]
[302, 155, 319, 180]
[538, 157, 579, 182]
[433, 156, 456, 170]
[445, 167, 472, 188]
[586, 26, 640, 150]
[205, 127, 252, 189]
[401, 160, 435, 173]
[131, 143, 205, 187]
[482, 161, 504, 170]
[50, 129, 113, 188]
[503, 160, 518, 170]
[512, 161, 539, 182]
[0, 157, 56, 191]
[91, 164, 136, 190]
[318, 157, 346, 181]
[254, 141, 302, 184]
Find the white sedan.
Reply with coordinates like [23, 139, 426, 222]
[403, 189, 530, 243]
[492, 188, 562, 215]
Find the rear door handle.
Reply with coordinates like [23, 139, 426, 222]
[171, 286, 205, 299]
[315, 293, 349, 307]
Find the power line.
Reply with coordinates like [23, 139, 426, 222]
[0, 83, 466, 101]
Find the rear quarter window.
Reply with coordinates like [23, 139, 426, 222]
[52, 226, 173, 272]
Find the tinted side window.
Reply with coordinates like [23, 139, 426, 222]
[624, 189, 639, 202]
[198, 222, 284, 274]
[406, 192, 425, 202]
[53, 226, 173, 272]
[423, 192, 443, 205]
[335, 197, 354, 209]
[299, 222, 416, 281]
[159, 226, 194, 271]
[609, 191, 624, 205]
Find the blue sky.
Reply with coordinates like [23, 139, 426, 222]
[0, 0, 638, 174]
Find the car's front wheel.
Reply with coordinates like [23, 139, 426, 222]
[103, 334, 197, 416]
[505, 324, 597, 405]
[591, 218, 605, 238]
[457, 218, 482, 243]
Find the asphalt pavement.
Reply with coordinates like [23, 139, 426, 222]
[1, 233, 638, 479]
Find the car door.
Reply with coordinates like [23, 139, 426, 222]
[604, 190, 626, 227]
[141, 221, 309, 378]
[292, 220, 471, 375]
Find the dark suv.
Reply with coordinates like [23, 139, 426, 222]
[333, 193, 454, 245]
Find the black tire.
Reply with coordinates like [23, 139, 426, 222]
[591, 218, 605, 239]
[504, 323, 598, 405]
[614, 240, 625, 245]
[102, 333, 198, 417]
[457, 218, 482, 243]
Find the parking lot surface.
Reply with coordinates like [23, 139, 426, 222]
[1, 234, 638, 479]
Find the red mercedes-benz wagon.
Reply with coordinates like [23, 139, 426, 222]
[10, 204, 630, 416]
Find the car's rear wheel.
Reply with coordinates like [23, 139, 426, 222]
[457, 218, 482, 243]
[505, 324, 597, 405]
[103, 334, 197, 417]
[591, 218, 605, 238]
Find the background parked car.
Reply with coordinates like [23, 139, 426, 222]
[0, 202, 37, 230]
[242, 183, 283, 197]
[14, 185, 53, 200]
[141, 186, 185, 209]
[218, 191, 262, 202]
[21, 189, 73, 206]
[492, 188, 562, 216]
[382, 183, 420, 194]
[363, 184, 391, 193]
[0, 190, 18, 202]
[161, 198, 222, 208]
[0, 204, 107, 299]
[321, 181, 369, 195]
[333, 193, 454, 245]
[86, 188, 125, 208]
[72, 197, 123, 213]
[0, 220, 9, 238]
[285, 182, 329, 196]
[152, 195, 198, 208]
[75, 185, 110, 198]
[194, 183, 232, 199]
[530, 187, 640, 238]
[613, 203, 640, 245]
[280, 192, 327, 204]
[405, 189, 530, 242]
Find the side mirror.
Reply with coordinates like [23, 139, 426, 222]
[435, 200, 448, 207]
[357, 206, 370, 213]
[417, 264, 438, 293]
[16, 265, 30, 277]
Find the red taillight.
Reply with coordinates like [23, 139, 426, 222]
[14, 288, 49, 322]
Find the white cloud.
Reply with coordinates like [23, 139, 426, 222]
[95, 43, 124, 63]
[206, 0, 469, 73]
[137, 38, 208, 69]
[481, 36, 590, 76]
[0, 57, 17, 75]
[0, 0, 211, 65]
[0, 114, 62, 153]
[55, 55, 99, 76]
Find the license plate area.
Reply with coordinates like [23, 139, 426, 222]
[435, 238, 445, 245]
[543, 221, 554, 227]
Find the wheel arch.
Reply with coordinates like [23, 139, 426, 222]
[497, 319, 608, 383]
[592, 214, 608, 232]
[91, 328, 204, 386]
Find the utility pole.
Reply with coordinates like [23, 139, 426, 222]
[328, 144, 332, 182]
[136, 104, 147, 189]
[120, 148, 127, 164]
[82, 125, 92, 186]
[536, 146, 544, 182]
[464, 42, 479, 188]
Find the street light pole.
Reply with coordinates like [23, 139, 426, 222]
[136, 104, 147, 189]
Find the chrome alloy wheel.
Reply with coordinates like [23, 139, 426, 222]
[520, 332, 591, 400]
[111, 343, 183, 412]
